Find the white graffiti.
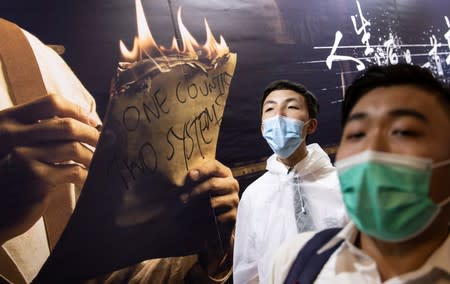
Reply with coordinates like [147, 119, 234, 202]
[373, 33, 402, 66]
[319, 0, 450, 76]
[351, 0, 373, 56]
[326, 31, 365, 71]
[445, 16, 450, 64]
[422, 35, 443, 75]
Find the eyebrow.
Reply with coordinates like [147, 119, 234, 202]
[263, 100, 276, 106]
[346, 112, 367, 123]
[263, 98, 300, 106]
[346, 108, 428, 123]
[388, 109, 428, 122]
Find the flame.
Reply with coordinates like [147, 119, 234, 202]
[217, 36, 230, 58]
[119, 0, 230, 64]
[136, 0, 161, 58]
[177, 7, 200, 56]
[203, 18, 219, 59]
[170, 37, 181, 52]
[119, 37, 139, 62]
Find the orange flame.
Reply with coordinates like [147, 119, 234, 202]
[177, 7, 200, 56]
[119, 0, 230, 63]
[119, 37, 139, 62]
[203, 19, 230, 59]
[135, 0, 160, 58]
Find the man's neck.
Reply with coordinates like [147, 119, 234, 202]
[278, 143, 308, 168]
[359, 216, 449, 281]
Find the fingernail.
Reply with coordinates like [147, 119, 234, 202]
[180, 193, 189, 204]
[95, 124, 103, 132]
[88, 114, 99, 127]
[190, 170, 200, 181]
[80, 109, 96, 127]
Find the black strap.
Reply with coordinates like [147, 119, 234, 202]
[283, 227, 342, 284]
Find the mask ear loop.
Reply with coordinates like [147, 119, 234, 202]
[301, 119, 311, 141]
[431, 159, 450, 207]
[430, 159, 450, 207]
[437, 196, 450, 207]
[432, 158, 450, 169]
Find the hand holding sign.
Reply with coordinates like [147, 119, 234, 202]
[187, 160, 239, 279]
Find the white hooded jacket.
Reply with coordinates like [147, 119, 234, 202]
[233, 143, 347, 284]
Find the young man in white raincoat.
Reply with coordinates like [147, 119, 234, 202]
[233, 80, 347, 284]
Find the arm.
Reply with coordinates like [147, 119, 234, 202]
[232, 191, 259, 284]
[0, 94, 99, 244]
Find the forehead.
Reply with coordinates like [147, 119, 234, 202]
[350, 85, 448, 123]
[264, 89, 305, 104]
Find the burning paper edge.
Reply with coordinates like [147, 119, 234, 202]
[119, 0, 230, 65]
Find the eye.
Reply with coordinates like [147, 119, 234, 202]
[344, 131, 366, 141]
[288, 105, 299, 110]
[264, 107, 274, 113]
[391, 129, 420, 137]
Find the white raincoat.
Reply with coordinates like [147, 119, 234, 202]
[233, 143, 347, 284]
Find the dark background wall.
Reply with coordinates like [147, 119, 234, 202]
[2, 0, 450, 188]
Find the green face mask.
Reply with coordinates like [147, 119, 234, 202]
[335, 150, 450, 242]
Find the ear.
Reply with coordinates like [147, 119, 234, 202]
[260, 123, 264, 135]
[306, 118, 318, 135]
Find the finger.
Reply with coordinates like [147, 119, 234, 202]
[0, 119, 21, 157]
[188, 160, 232, 182]
[0, 94, 98, 126]
[216, 210, 237, 224]
[190, 176, 239, 197]
[210, 194, 239, 213]
[7, 154, 88, 189]
[14, 117, 100, 147]
[30, 160, 89, 187]
[15, 142, 94, 168]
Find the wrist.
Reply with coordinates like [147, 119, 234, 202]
[198, 245, 233, 283]
[206, 250, 233, 283]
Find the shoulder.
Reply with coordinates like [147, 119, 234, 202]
[22, 29, 71, 80]
[315, 168, 340, 188]
[298, 144, 335, 177]
[240, 170, 278, 204]
[22, 29, 100, 122]
[237, 170, 282, 226]
[274, 231, 316, 264]
[269, 231, 317, 283]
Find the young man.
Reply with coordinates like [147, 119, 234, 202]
[0, 19, 238, 283]
[270, 64, 450, 284]
[233, 80, 347, 283]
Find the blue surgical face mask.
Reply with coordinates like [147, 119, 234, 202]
[262, 115, 309, 158]
[335, 150, 450, 242]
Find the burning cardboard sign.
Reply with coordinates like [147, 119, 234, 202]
[111, 1, 236, 187]
[34, 1, 236, 282]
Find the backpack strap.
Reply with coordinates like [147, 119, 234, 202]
[283, 228, 343, 284]
[0, 18, 47, 104]
[0, 18, 72, 251]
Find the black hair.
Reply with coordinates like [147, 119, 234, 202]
[261, 80, 319, 118]
[342, 64, 450, 127]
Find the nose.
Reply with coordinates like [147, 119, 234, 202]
[366, 129, 390, 153]
[276, 106, 286, 117]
